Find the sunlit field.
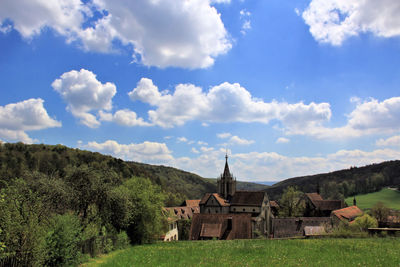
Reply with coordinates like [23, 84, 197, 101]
[83, 238, 400, 267]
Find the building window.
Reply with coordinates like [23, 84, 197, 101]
[243, 208, 245, 212]
[253, 209, 255, 212]
[208, 209, 210, 213]
[233, 208, 236, 211]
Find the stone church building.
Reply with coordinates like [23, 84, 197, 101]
[190, 155, 272, 240]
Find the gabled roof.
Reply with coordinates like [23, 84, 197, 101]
[200, 193, 230, 207]
[183, 199, 201, 207]
[305, 193, 323, 202]
[230, 191, 266, 206]
[331, 205, 363, 221]
[305, 193, 342, 211]
[164, 206, 200, 220]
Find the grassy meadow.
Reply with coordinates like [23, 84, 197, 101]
[345, 188, 400, 210]
[83, 238, 400, 267]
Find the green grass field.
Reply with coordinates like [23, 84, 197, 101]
[83, 238, 400, 267]
[345, 188, 400, 210]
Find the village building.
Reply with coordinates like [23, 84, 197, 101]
[163, 200, 200, 241]
[302, 192, 344, 217]
[190, 155, 272, 240]
[331, 205, 363, 225]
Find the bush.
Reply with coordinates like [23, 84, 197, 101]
[351, 214, 378, 232]
[43, 213, 82, 267]
[115, 231, 130, 250]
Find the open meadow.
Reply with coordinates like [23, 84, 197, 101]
[345, 188, 400, 210]
[83, 238, 400, 267]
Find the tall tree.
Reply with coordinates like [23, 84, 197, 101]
[279, 186, 303, 217]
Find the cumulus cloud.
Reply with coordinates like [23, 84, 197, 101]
[0, 98, 61, 143]
[128, 78, 332, 129]
[52, 69, 116, 128]
[276, 137, 290, 144]
[376, 135, 400, 147]
[99, 109, 151, 127]
[217, 132, 232, 139]
[295, 97, 400, 139]
[1, 0, 231, 69]
[82, 140, 173, 163]
[239, 9, 251, 35]
[211, 0, 231, 4]
[302, 0, 400, 45]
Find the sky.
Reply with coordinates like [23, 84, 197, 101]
[1, 0, 400, 182]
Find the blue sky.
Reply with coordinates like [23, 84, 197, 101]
[1, 0, 400, 182]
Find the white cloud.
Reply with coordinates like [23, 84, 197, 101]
[376, 135, 400, 147]
[82, 139, 173, 163]
[302, 0, 400, 45]
[81, 138, 400, 181]
[52, 69, 116, 128]
[177, 137, 188, 143]
[229, 135, 254, 145]
[295, 97, 400, 139]
[0, 98, 61, 143]
[211, 0, 231, 4]
[198, 141, 208, 146]
[217, 132, 232, 139]
[276, 137, 290, 144]
[99, 109, 150, 127]
[1, 0, 231, 69]
[0, 0, 88, 39]
[128, 78, 332, 129]
[239, 9, 251, 35]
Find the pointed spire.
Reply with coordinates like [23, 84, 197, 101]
[223, 152, 231, 178]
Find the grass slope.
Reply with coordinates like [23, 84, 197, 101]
[83, 239, 400, 267]
[345, 188, 400, 210]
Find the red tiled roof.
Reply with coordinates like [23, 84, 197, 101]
[200, 193, 230, 207]
[230, 191, 266, 206]
[331, 205, 363, 221]
[183, 199, 201, 207]
[164, 206, 200, 220]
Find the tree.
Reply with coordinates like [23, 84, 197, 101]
[370, 202, 390, 222]
[351, 214, 378, 231]
[279, 186, 303, 217]
[112, 177, 166, 244]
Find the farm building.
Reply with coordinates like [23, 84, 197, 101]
[331, 205, 363, 224]
[302, 192, 344, 217]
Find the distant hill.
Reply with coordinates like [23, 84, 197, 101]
[0, 142, 216, 205]
[345, 188, 400, 210]
[204, 178, 270, 191]
[265, 161, 400, 200]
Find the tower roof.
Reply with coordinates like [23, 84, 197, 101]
[222, 154, 232, 179]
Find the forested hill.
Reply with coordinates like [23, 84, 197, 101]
[0, 142, 216, 205]
[266, 160, 400, 200]
[0, 142, 267, 204]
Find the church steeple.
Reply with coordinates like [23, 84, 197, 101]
[217, 153, 236, 199]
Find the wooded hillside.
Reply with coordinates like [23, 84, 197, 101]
[266, 161, 400, 200]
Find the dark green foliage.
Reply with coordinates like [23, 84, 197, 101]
[266, 161, 400, 200]
[43, 213, 82, 267]
[177, 219, 192, 240]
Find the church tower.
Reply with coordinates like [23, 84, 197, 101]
[217, 154, 236, 199]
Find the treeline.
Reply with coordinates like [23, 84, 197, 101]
[266, 161, 400, 200]
[0, 142, 214, 266]
[0, 142, 216, 205]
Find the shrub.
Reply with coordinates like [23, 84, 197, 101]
[351, 214, 378, 232]
[115, 231, 130, 250]
[43, 213, 82, 267]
